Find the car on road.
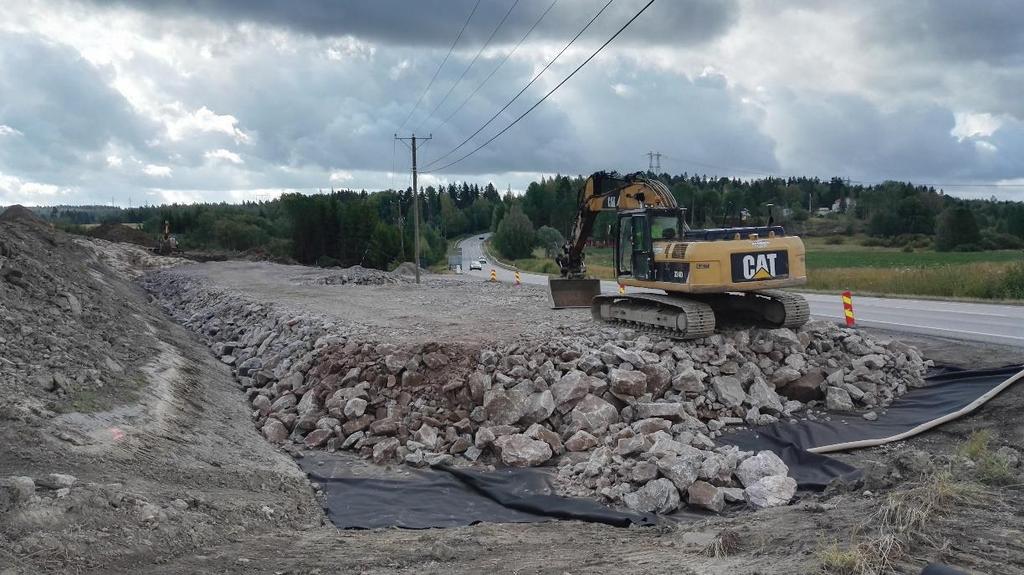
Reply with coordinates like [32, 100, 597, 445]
[469, 259, 483, 271]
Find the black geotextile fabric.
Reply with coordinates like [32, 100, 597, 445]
[304, 365, 1022, 529]
[304, 462, 655, 529]
[721, 365, 1024, 490]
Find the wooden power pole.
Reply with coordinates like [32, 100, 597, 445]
[395, 133, 431, 283]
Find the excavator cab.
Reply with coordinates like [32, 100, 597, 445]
[616, 208, 685, 282]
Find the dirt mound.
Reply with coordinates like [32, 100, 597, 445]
[86, 222, 155, 247]
[297, 265, 409, 286]
[392, 261, 426, 277]
[0, 216, 156, 411]
[0, 204, 46, 225]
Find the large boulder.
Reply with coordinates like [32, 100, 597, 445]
[622, 478, 680, 514]
[494, 434, 553, 467]
[687, 480, 725, 512]
[565, 430, 599, 452]
[640, 363, 672, 396]
[261, 419, 289, 443]
[735, 450, 789, 488]
[519, 390, 555, 425]
[570, 394, 620, 432]
[711, 376, 745, 408]
[672, 366, 707, 394]
[634, 402, 688, 421]
[657, 452, 703, 492]
[825, 386, 854, 411]
[744, 475, 797, 509]
[609, 368, 648, 398]
[747, 378, 784, 413]
[484, 388, 528, 425]
[778, 368, 825, 402]
[551, 370, 590, 412]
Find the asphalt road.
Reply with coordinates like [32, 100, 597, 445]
[456, 234, 1024, 348]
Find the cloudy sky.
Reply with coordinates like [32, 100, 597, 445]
[1, 0, 1023, 207]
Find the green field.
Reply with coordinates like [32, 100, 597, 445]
[505, 240, 1024, 300]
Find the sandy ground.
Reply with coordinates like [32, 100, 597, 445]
[3, 257, 1023, 575]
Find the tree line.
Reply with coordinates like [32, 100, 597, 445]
[43, 171, 1024, 270]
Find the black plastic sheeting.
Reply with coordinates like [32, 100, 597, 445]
[303, 461, 654, 529]
[722, 365, 1023, 489]
[304, 365, 1021, 529]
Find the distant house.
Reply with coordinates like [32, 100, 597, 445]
[816, 207, 832, 216]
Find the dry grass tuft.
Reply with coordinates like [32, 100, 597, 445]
[704, 528, 742, 558]
[873, 472, 987, 537]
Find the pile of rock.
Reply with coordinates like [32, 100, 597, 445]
[0, 208, 153, 411]
[300, 265, 409, 286]
[142, 268, 928, 515]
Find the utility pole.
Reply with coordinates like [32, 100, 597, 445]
[395, 133, 431, 283]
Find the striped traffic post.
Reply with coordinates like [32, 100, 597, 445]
[842, 290, 855, 326]
[514, 270, 521, 285]
[489, 269, 497, 282]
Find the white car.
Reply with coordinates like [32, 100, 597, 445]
[469, 259, 483, 271]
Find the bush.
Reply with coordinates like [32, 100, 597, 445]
[492, 205, 536, 260]
[980, 230, 1024, 250]
[861, 237, 887, 247]
[536, 225, 566, 258]
[824, 236, 845, 245]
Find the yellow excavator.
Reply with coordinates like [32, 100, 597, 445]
[549, 171, 809, 339]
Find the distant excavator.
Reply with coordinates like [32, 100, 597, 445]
[153, 220, 182, 256]
[549, 171, 809, 339]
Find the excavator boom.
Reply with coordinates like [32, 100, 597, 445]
[550, 172, 674, 308]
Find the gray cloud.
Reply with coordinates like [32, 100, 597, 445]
[2, 0, 1024, 205]
[83, 0, 739, 48]
[0, 32, 157, 184]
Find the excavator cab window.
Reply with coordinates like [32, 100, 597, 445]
[617, 217, 633, 277]
[651, 215, 679, 241]
[631, 214, 651, 279]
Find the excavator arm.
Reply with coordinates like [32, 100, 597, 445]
[550, 171, 678, 308]
[556, 171, 678, 278]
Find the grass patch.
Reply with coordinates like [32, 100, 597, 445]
[820, 472, 990, 574]
[959, 430, 1016, 485]
[817, 540, 866, 575]
[806, 249, 1021, 269]
[807, 260, 1024, 299]
[873, 472, 987, 537]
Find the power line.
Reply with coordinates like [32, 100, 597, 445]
[397, 0, 481, 131]
[422, 0, 616, 171]
[425, 0, 656, 174]
[434, 0, 559, 131]
[418, 0, 522, 132]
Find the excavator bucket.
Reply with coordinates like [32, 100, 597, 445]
[548, 277, 602, 309]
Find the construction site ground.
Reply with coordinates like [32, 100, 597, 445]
[3, 250, 1023, 575]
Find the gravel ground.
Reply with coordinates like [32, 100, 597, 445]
[3, 226, 1023, 575]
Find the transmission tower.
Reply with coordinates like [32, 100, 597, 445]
[646, 151, 662, 173]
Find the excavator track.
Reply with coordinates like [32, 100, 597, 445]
[700, 289, 810, 329]
[589, 290, 808, 339]
[591, 293, 716, 340]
